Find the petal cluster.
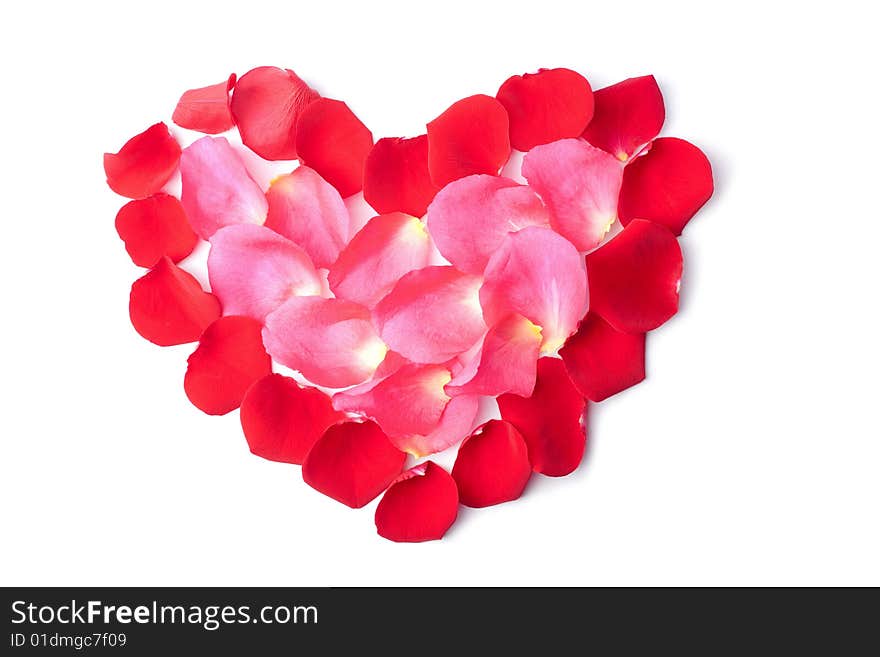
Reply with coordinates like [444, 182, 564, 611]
[107, 64, 713, 542]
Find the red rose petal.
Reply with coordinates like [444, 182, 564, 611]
[264, 166, 352, 269]
[207, 224, 322, 321]
[263, 297, 386, 388]
[172, 73, 237, 135]
[521, 138, 623, 251]
[363, 135, 438, 217]
[425, 174, 550, 275]
[104, 122, 181, 199]
[452, 420, 531, 508]
[498, 357, 587, 477]
[582, 75, 665, 161]
[374, 266, 486, 364]
[480, 227, 587, 352]
[184, 316, 272, 415]
[180, 136, 268, 239]
[229, 66, 319, 160]
[375, 461, 459, 543]
[559, 313, 646, 402]
[496, 68, 594, 151]
[585, 219, 683, 333]
[115, 193, 198, 268]
[295, 98, 373, 198]
[240, 373, 344, 464]
[328, 212, 432, 309]
[129, 257, 220, 346]
[618, 137, 714, 235]
[426, 95, 511, 187]
[303, 420, 407, 508]
[446, 314, 542, 398]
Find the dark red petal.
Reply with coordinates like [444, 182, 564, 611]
[230, 66, 319, 160]
[559, 313, 646, 402]
[295, 98, 373, 198]
[452, 420, 531, 508]
[303, 420, 407, 508]
[129, 257, 220, 346]
[585, 219, 682, 333]
[375, 462, 458, 542]
[184, 316, 272, 415]
[618, 137, 713, 235]
[240, 373, 344, 464]
[582, 75, 665, 161]
[496, 68, 594, 151]
[426, 95, 511, 187]
[104, 123, 181, 199]
[115, 193, 198, 268]
[363, 136, 439, 217]
[172, 73, 236, 134]
[497, 357, 586, 477]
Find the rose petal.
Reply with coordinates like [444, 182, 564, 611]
[172, 73, 236, 135]
[497, 357, 587, 477]
[425, 174, 550, 274]
[333, 363, 452, 442]
[582, 75, 665, 161]
[618, 137, 714, 235]
[180, 136, 268, 239]
[522, 138, 623, 251]
[375, 461, 459, 543]
[295, 98, 373, 198]
[480, 226, 587, 352]
[184, 316, 272, 415]
[263, 296, 386, 388]
[334, 362, 478, 457]
[240, 373, 344, 464]
[446, 314, 541, 398]
[585, 219, 682, 333]
[328, 212, 432, 308]
[363, 135, 438, 217]
[115, 193, 198, 267]
[397, 394, 480, 457]
[104, 122, 181, 199]
[426, 95, 511, 187]
[303, 420, 407, 508]
[264, 166, 352, 269]
[207, 224, 321, 321]
[496, 68, 594, 151]
[129, 257, 221, 346]
[452, 420, 531, 508]
[374, 266, 486, 363]
[559, 313, 646, 402]
[229, 66, 319, 160]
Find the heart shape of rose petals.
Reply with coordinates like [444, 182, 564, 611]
[105, 66, 713, 542]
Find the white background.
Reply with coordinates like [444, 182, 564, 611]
[1, 1, 877, 586]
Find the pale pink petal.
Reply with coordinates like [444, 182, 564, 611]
[333, 363, 448, 438]
[180, 136, 268, 239]
[399, 394, 480, 457]
[263, 296, 387, 388]
[328, 213, 432, 308]
[480, 226, 587, 352]
[446, 314, 542, 397]
[207, 224, 322, 321]
[264, 166, 352, 269]
[373, 266, 486, 363]
[333, 364, 478, 456]
[522, 138, 623, 251]
[425, 174, 550, 274]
